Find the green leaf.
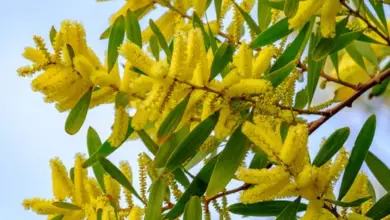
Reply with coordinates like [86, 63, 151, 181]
[283, 0, 299, 18]
[368, 0, 388, 34]
[185, 138, 220, 170]
[214, 0, 222, 22]
[107, 15, 125, 72]
[165, 111, 220, 172]
[145, 179, 167, 220]
[210, 42, 235, 80]
[331, 31, 363, 53]
[52, 202, 81, 210]
[250, 18, 293, 49]
[325, 197, 371, 207]
[367, 179, 377, 203]
[115, 91, 129, 108]
[66, 44, 75, 63]
[207, 22, 218, 54]
[98, 157, 145, 204]
[280, 122, 290, 143]
[358, 34, 386, 45]
[87, 127, 106, 193]
[50, 215, 64, 220]
[192, 12, 210, 50]
[366, 192, 390, 219]
[100, 26, 111, 40]
[232, 1, 261, 34]
[125, 10, 142, 48]
[338, 115, 376, 200]
[149, 19, 172, 62]
[183, 196, 202, 220]
[265, 60, 296, 87]
[352, 0, 388, 37]
[83, 119, 134, 167]
[249, 151, 268, 169]
[96, 209, 102, 220]
[164, 155, 219, 219]
[354, 41, 378, 67]
[345, 42, 367, 72]
[365, 151, 390, 191]
[206, 128, 249, 196]
[372, 78, 390, 97]
[173, 169, 190, 188]
[267, 0, 285, 10]
[154, 126, 189, 168]
[258, 0, 272, 32]
[330, 52, 339, 76]
[276, 197, 301, 220]
[307, 31, 325, 105]
[50, 25, 57, 46]
[294, 89, 308, 109]
[137, 129, 159, 155]
[312, 127, 350, 167]
[229, 200, 307, 217]
[150, 35, 160, 61]
[157, 96, 190, 142]
[70, 167, 74, 183]
[65, 88, 92, 135]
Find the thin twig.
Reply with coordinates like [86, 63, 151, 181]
[323, 204, 341, 218]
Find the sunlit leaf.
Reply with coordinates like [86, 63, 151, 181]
[87, 127, 106, 193]
[183, 196, 202, 220]
[210, 42, 235, 80]
[149, 19, 172, 62]
[144, 179, 167, 220]
[65, 88, 92, 135]
[276, 197, 301, 220]
[229, 200, 307, 217]
[107, 15, 125, 72]
[250, 18, 293, 49]
[366, 192, 390, 219]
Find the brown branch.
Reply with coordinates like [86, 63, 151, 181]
[278, 104, 330, 116]
[309, 67, 390, 134]
[323, 204, 341, 218]
[204, 184, 251, 213]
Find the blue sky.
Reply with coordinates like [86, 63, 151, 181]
[0, 1, 389, 219]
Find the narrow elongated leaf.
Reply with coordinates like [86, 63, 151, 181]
[149, 19, 172, 62]
[312, 127, 350, 167]
[345, 42, 367, 72]
[369, 0, 388, 34]
[326, 197, 371, 207]
[52, 202, 81, 210]
[96, 209, 102, 220]
[280, 122, 290, 143]
[145, 179, 167, 220]
[154, 126, 189, 168]
[249, 151, 268, 169]
[258, 0, 272, 32]
[50, 215, 64, 220]
[173, 169, 190, 188]
[108, 16, 125, 72]
[276, 197, 301, 220]
[207, 23, 218, 54]
[232, 1, 261, 34]
[158, 96, 190, 142]
[331, 31, 363, 53]
[250, 18, 293, 49]
[100, 26, 111, 40]
[214, 0, 222, 22]
[164, 156, 219, 219]
[267, 0, 285, 10]
[366, 192, 390, 219]
[367, 179, 377, 203]
[330, 52, 339, 76]
[185, 138, 220, 170]
[210, 42, 235, 80]
[50, 26, 57, 46]
[294, 89, 308, 109]
[372, 78, 390, 97]
[70, 167, 74, 183]
[126, 10, 142, 48]
[98, 157, 145, 204]
[115, 91, 129, 108]
[284, 0, 299, 18]
[338, 115, 376, 200]
[358, 33, 386, 45]
[365, 151, 390, 191]
[206, 128, 248, 196]
[265, 60, 296, 87]
[83, 119, 134, 167]
[229, 200, 307, 217]
[137, 130, 159, 155]
[165, 111, 220, 171]
[352, 0, 388, 36]
[183, 196, 202, 220]
[354, 41, 378, 67]
[65, 88, 92, 135]
[150, 35, 160, 61]
[87, 127, 105, 193]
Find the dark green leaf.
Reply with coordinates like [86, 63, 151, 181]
[280, 122, 290, 143]
[126, 10, 142, 48]
[145, 179, 167, 220]
[352, 0, 388, 36]
[210, 42, 235, 80]
[284, 0, 299, 18]
[66, 44, 75, 63]
[250, 18, 293, 49]
[83, 119, 134, 167]
[165, 111, 220, 172]
[331, 31, 363, 53]
[372, 78, 390, 97]
[365, 151, 390, 191]
[267, 0, 285, 10]
[150, 35, 160, 61]
[338, 115, 376, 200]
[214, 0, 222, 22]
[358, 34, 386, 45]
[70, 167, 74, 183]
[207, 22, 218, 54]
[100, 26, 111, 40]
[173, 169, 190, 188]
[206, 128, 249, 196]
[330, 52, 339, 76]
[249, 151, 268, 169]
[258, 0, 272, 32]
[229, 200, 307, 217]
[87, 127, 106, 193]
[158, 96, 190, 142]
[366, 192, 390, 219]
[232, 1, 261, 34]
[368, 0, 388, 34]
[115, 91, 129, 108]
[50, 26, 57, 46]
[345, 42, 367, 72]
[50, 215, 64, 220]
[276, 197, 301, 220]
[307, 31, 325, 105]
[137, 129, 159, 155]
[108, 15, 125, 72]
[65, 88, 92, 135]
[312, 127, 350, 167]
[98, 157, 145, 204]
[149, 19, 172, 62]
[326, 197, 371, 207]
[294, 89, 308, 109]
[52, 202, 81, 210]
[97, 209, 102, 220]
[183, 196, 202, 220]
[265, 60, 296, 87]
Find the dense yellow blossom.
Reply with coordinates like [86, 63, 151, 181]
[288, 0, 325, 30]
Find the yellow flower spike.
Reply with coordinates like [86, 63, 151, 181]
[109, 106, 130, 147]
[201, 92, 221, 120]
[62, 210, 84, 220]
[55, 81, 90, 112]
[343, 173, 370, 203]
[73, 55, 94, 83]
[86, 178, 103, 199]
[121, 64, 137, 93]
[22, 198, 69, 215]
[74, 154, 90, 206]
[215, 104, 238, 139]
[252, 46, 275, 78]
[89, 87, 116, 109]
[119, 41, 157, 75]
[33, 35, 50, 58]
[186, 28, 204, 78]
[132, 108, 150, 130]
[192, 62, 206, 87]
[128, 206, 144, 220]
[234, 43, 253, 78]
[142, 11, 177, 42]
[222, 69, 241, 88]
[168, 32, 187, 79]
[119, 161, 134, 208]
[279, 124, 308, 165]
[348, 213, 368, 220]
[60, 21, 88, 55]
[226, 79, 272, 97]
[23, 47, 48, 65]
[327, 147, 348, 183]
[288, 0, 325, 30]
[90, 71, 118, 87]
[320, 0, 341, 38]
[237, 166, 287, 185]
[301, 199, 326, 220]
[192, 0, 207, 17]
[103, 174, 120, 206]
[109, 0, 153, 25]
[50, 157, 74, 201]
[102, 205, 116, 220]
[230, 0, 255, 43]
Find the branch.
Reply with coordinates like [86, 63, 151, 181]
[309, 67, 390, 134]
[204, 184, 251, 212]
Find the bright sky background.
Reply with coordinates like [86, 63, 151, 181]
[0, 1, 389, 220]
